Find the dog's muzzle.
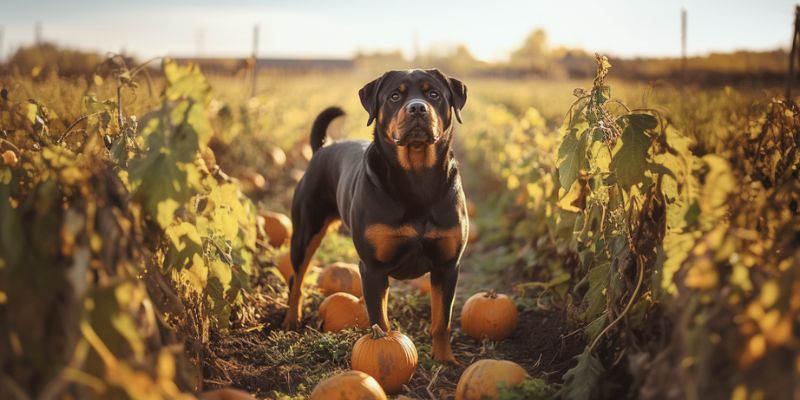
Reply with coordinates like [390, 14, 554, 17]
[393, 100, 439, 147]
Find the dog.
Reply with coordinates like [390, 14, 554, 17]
[282, 69, 468, 363]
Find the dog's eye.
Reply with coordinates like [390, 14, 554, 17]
[390, 92, 402, 102]
[427, 90, 440, 100]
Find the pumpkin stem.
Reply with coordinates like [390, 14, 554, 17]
[370, 324, 388, 339]
[486, 289, 497, 299]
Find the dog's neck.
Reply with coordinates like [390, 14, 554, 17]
[367, 129, 458, 208]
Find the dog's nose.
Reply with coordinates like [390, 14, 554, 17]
[405, 101, 428, 116]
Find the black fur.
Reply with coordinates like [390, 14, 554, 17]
[309, 106, 345, 153]
[284, 69, 469, 361]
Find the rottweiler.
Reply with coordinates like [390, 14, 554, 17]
[282, 69, 468, 363]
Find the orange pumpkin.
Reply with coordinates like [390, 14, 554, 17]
[352, 325, 418, 394]
[2, 150, 18, 167]
[319, 292, 370, 332]
[460, 291, 518, 341]
[275, 251, 294, 282]
[409, 273, 431, 294]
[317, 262, 363, 297]
[310, 370, 388, 400]
[455, 359, 528, 400]
[199, 388, 257, 400]
[261, 211, 292, 247]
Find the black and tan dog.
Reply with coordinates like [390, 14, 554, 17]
[282, 69, 468, 362]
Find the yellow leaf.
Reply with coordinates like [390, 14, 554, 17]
[24, 102, 38, 124]
[740, 334, 766, 367]
[684, 256, 718, 290]
[759, 280, 780, 308]
[156, 199, 180, 228]
[731, 385, 747, 400]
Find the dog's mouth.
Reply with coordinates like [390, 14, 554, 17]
[391, 126, 439, 148]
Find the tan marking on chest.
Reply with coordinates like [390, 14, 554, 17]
[423, 226, 463, 261]
[396, 144, 436, 170]
[364, 224, 418, 262]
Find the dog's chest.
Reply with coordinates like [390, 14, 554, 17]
[363, 220, 463, 268]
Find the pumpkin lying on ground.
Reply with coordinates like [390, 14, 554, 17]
[410, 273, 431, 294]
[460, 290, 518, 341]
[261, 211, 292, 247]
[310, 370, 388, 400]
[319, 292, 370, 332]
[317, 262, 362, 297]
[455, 359, 528, 400]
[275, 251, 294, 282]
[352, 324, 418, 394]
[2, 150, 18, 167]
[199, 388, 257, 400]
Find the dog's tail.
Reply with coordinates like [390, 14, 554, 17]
[310, 106, 345, 154]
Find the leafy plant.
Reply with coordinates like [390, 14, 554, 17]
[0, 58, 257, 399]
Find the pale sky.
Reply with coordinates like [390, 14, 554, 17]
[1, 0, 796, 61]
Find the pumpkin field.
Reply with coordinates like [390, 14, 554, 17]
[1, 49, 799, 400]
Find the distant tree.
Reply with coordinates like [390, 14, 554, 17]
[354, 50, 409, 73]
[510, 29, 549, 68]
[6, 43, 102, 78]
[417, 44, 485, 76]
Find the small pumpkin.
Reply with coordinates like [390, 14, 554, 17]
[460, 290, 518, 341]
[319, 292, 370, 332]
[455, 359, 528, 400]
[199, 388, 257, 400]
[2, 150, 18, 167]
[409, 273, 431, 294]
[275, 251, 294, 282]
[352, 324, 418, 394]
[261, 211, 292, 247]
[317, 262, 363, 297]
[310, 370, 388, 400]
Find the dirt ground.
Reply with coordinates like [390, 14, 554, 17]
[201, 241, 584, 399]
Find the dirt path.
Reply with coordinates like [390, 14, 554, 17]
[202, 238, 582, 399]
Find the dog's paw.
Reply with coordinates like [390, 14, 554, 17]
[281, 315, 301, 330]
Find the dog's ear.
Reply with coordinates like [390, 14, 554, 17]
[358, 72, 387, 126]
[427, 69, 468, 124]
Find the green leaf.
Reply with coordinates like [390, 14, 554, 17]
[129, 148, 200, 228]
[208, 259, 233, 330]
[610, 124, 651, 190]
[129, 95, 205, 228]
[581, 262, 610, 321]
[558, 128, 590, 189]
[164, 222, 203, 272]
[163, 59, 211, 104]
[592, 85, 611, 105]
[626, 113, 658, 130]
[560, 351, 605, 400]
[658, 232, 695, 295]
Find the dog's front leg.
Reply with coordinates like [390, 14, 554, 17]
[359, 261, 390, 331]
[430, 266, 458, 363]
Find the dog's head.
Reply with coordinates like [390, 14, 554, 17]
[359, 69, 467, 152]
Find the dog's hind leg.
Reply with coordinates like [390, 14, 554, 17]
[282, 206, 338, 330]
